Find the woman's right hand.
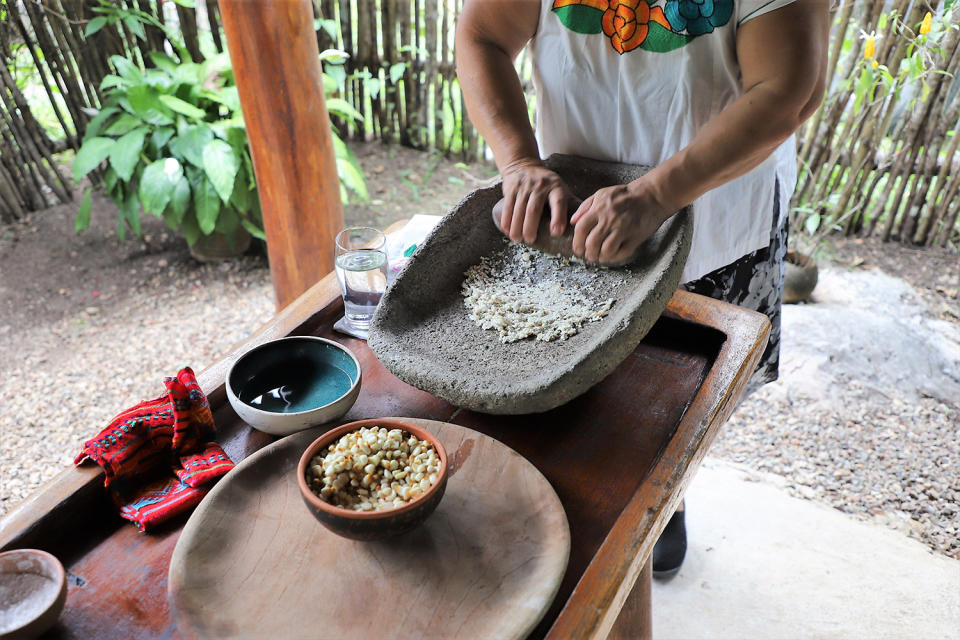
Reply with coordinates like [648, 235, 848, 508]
[499, 160, 574, 244]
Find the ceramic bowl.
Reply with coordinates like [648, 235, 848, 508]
[0, 549, 67, 640]
[296, 418, 448, 540]
[226, 336, 362, 436]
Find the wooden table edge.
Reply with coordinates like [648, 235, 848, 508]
[545, 289, 771, 639]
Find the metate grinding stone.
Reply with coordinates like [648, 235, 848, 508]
[367, 154, 692, 415]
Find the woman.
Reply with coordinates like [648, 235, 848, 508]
[456, 0, 829, 575]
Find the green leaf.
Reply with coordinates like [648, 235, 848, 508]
[316, 18, 338, 40]
[334, 136, 368, 202]
[75, 189, 92, 233]
[325, 97, 363, 121]
[389, 62, 406, 84]
[127, 85, 175, 125]
[552, 4, 604, 34]
[99, 74, 125, 91]
[240, 217, 267, 240]
[122, 188, 142, 236]
[158, 94, 206, 120]
[148, 51, 179, 73]
[364, 77, 381, 100]
[124, 16, 146, 41]
[83, 107, 120, 140]
[73, 137, 115, 181]
[195, 178, 221, 234]
[169, 124, 214, 167]
[166, 176, 191, 228]
[199, 86, 241, 112]
[103, 113, 144, 136]
[180, 213, 201, 245]
[230, 178, 250, 212]
[139, 158, 183, 215]
[84, 16, 108, 37]
[108, 127, 148, 182]
[170, 0, 196, 7]
[103, 166, 119, 194]
[326, 64, 347, 87]
[149, 127, 176, 154]
[142, 69, 174, 91]
[110, 55, 143, 86]
[215, 206, 239, 234]
[319, 48, 349, 64]
[804, 212, 821, 235]
[202, 139, 239, 203]
[322, 73, 338, 94]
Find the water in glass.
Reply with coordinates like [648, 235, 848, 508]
[335, 248, 387, 329]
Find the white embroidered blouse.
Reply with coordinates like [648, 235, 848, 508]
[528, 0, 799, 281]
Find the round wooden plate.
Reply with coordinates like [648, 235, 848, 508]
[168, 418, 570, 640]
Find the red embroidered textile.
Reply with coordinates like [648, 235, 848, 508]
[75, 368, 234, 531]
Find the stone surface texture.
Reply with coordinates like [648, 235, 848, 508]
[367, 154, 692, 414]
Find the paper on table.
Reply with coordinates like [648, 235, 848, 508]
[385, 214, 442, 284]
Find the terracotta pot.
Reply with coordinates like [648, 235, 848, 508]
[783, 248, 818, 303]
[297, 418, 449, 540]
[188, 227, 252, 262]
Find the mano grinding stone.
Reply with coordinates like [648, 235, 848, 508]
[367, 154, 692, 415]
[490, 197, 580, 261]
[490, 197, 639, 267]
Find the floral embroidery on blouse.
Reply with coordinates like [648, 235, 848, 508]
[552, 0, 734, 54]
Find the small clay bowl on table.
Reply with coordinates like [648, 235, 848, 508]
[297, 418, 449, 540]
[0, 549, 67, 640]
[226, 336, 362, 436]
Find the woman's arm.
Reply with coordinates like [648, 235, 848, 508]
[455, 0, 574, 243]
[572, 0, 831, 264]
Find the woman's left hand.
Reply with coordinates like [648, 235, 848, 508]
[570, 180, 673, 265]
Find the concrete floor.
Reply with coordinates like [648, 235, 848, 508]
[652, 457, 960, 640]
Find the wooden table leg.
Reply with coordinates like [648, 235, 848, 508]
[606, 557, 653, 640]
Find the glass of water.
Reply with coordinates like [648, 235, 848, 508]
[334, 227, 388, 334]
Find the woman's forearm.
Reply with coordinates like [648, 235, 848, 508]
[643, 80, 820, 214]
[639, 0, 829, 216]
[455, 2, 542, 172]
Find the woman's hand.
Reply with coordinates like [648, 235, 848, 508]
[570, 179, 673, 265]
[500, 161, 575, 244]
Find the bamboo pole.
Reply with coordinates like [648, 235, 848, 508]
[219, 0, 345, 310]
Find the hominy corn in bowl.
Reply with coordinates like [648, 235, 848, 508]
[296, 418, 448, 540]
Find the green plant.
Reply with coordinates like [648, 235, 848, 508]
[73, 50, 261, 246]
[320, 48, 369, 204]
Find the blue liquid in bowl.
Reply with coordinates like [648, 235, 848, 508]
[233, 342, 358, 414]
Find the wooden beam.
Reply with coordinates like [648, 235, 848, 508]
[219, 0, 344, 310]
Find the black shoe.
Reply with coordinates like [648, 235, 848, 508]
[652, 508, 687, 578]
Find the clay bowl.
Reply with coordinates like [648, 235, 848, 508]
[0, 549, 67, 640]
[226, 336, 362, 436]
[296, 418, 449, 540]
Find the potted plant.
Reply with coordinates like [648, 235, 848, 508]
[72, 50, 262, 260]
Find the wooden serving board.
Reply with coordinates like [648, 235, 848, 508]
[168, 418, 571, 640]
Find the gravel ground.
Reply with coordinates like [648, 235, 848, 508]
[1, 144, 957, 562]
[0, 254, 276, 511]
[715, 266, 960, 559]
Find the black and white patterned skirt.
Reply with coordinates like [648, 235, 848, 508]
[680, 181, 787, 396]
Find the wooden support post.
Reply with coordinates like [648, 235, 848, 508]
[219, 0, 344, 310]
[607, 557, 653, 640]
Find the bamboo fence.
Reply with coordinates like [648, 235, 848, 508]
[0, 0, 222, 224]
[2, 0, 960, 247]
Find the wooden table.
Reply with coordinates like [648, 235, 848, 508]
[0, 273, 768, 639]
